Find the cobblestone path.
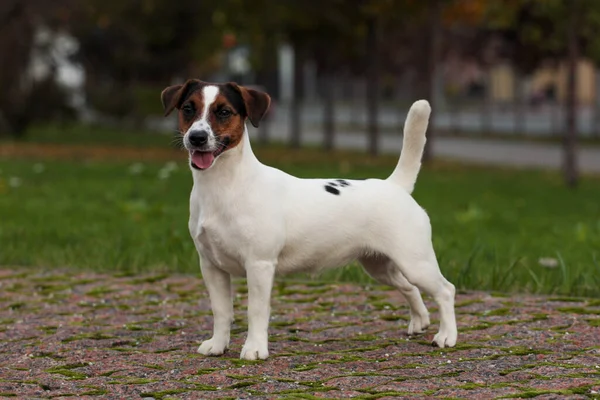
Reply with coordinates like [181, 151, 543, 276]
[0, 270, 598, 399]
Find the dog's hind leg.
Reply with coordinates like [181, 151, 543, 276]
[359, 254, 430, 335]
[380, 245, 457, 348]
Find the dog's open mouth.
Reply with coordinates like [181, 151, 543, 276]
[190, 138, 229, 170]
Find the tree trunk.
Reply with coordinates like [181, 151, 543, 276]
[423, 0, 442, 162]
[366, 16, 380, 156]
[256, 31, 278, 144]
[0, 0, 34, 138]
[564, 1, 579, 187]
[289, 44, 303, 148]
[255, 31, 280, 99]
[481, 70, 492, 134]
[323, 73, 335, 151]
[594, 68, 600, 137]
[513, 70, 526, 135]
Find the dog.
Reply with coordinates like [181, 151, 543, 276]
[161, 80, 458, 360]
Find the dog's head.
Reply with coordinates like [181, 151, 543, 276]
[161, 80, 271, 170]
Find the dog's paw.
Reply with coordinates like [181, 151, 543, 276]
[407, 311, 430, 335]
[197, 337, 228, 356]
[431, 328, 457, 348]
[240, 340, 269, 360]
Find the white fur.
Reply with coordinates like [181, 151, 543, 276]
[187, 96, 458, 360]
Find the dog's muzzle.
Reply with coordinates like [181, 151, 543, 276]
[188, 134, 230, 170]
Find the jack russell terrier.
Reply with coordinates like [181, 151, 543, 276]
[161, 80, 458, 360]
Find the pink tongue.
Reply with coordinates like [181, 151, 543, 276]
[191, 151, 215, 169]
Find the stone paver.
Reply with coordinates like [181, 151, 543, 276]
[0, 269, 599, 399]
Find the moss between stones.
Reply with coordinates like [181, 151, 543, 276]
[455, 299, 484, 307]
[151, 346, 181, 353]
[530, 313, 549, 321]
[108, 378, 156, 385]
[142, 363, 166, 370]
[271, 320, 295, 328]
[379, 314, 409, 322]
[45, 369, 87, 380]
[139, 388, 188, 399]
[7, 302, 25, 311]
[226, 374, 263, 380]
[498, 384, 596, 398]
[190, 383, 219, 391]
[503, 346, 552, 356]
[62, 332, 115, 342]
[459, 322, 492, 332]
[277, 393, 338, 400]
[278, 286, 330, 296]
[228, 381, 258, 389]
[587, 318, 600, 327]
[557, 306, 600, 315]
[129, 273, 169, 284]
[39, 325, 58, 334]
[80, 388, 109, 395]
[352, 390, 415, 398]
[85, 285, 115, 296]
[195, 367, 222, 375]
[484, 307, 512, 316]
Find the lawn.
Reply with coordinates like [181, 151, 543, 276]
[1, 125, 599, 297]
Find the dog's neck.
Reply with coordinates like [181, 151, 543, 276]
[191, 126, 260, 187]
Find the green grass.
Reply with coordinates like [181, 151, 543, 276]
[1, 129, 599, 296]
[9, 122, 175, 148]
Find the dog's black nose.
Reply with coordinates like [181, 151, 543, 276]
[188, 130, 209, 146]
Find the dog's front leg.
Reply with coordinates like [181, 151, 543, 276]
[240, 260, 275, 360]
[198, 257, 233, 356]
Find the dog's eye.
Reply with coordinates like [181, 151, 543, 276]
[182, 104, 194, 117]
[216, 109, 232, 118]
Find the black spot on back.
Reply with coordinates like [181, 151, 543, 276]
[220, 83, 247, 117]
[324, 185, 340, 195]
[336, 179, 350, 187]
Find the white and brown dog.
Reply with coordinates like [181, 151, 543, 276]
[161, 80, 458, 360]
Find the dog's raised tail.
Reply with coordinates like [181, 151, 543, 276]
[388, 100, 431, 194]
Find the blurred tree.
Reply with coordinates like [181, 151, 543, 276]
[486, 0, 600, 187]
[0, 0, 75, 137]
[565, 0, 580, 188]
[68, 0, 229, 119]
[0, 1, 35, 137]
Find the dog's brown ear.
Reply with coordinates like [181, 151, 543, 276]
[161, 79, 203, 117]
[161, 85, 183, 117]
[160, 85, 183, 117]
[227, 83, 271, 128]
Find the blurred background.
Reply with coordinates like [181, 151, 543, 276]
[0, 0, 598, 296]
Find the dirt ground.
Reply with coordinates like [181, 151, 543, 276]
[0, 269, 598, 399]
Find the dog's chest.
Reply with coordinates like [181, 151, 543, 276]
[190, 209, 249, 276]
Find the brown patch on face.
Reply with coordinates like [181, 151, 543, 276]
[161, 80, 271, 158]
[177, 90, 204, 134]
[206, 92, 246, 151]
[160, 79, 207, 134]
